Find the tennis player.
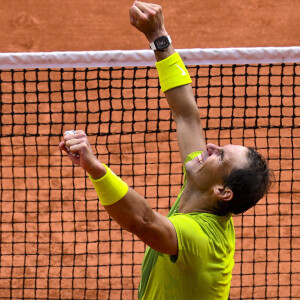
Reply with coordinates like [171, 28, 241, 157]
[59, 1, 271, 299]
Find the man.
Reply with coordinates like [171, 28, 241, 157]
[59, 1, 271, 299]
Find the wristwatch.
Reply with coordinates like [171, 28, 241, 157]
[149, 35, 172, 51]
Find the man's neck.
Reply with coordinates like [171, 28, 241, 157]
[178, 183, 227, 216]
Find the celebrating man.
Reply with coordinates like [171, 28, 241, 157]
[60, 2, 271, 299]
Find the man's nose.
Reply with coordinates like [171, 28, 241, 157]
[207, 143, 223, 155]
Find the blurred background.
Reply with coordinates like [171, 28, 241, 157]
[0, 0, 299, 53]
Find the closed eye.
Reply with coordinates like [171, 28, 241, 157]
[221, 149, 224, 161]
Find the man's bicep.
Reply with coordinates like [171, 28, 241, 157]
[174, 113, 207, 163]
[164, 82, 206, 162]
[134, 212, 178, 256]
[104, 189, 177, 256]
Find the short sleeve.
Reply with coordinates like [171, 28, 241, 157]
[168, 214, 209, 269]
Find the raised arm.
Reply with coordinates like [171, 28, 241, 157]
[130, 1, 207, 162]
[59, 1, 207, 259]
[59, 129, 178, 256]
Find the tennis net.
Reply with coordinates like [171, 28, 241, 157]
[0, 47, 299, 299]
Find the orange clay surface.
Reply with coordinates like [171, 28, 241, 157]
[0, 0, 299, 53]
[0, 1, 299, 300]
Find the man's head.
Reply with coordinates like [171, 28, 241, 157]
[223, 147, 272, 214]
[185, 144, 272, 215]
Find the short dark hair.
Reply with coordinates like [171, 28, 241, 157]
[224, 147, 272, 215]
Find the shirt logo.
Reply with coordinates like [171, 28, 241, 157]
[175, 64, 186, 76]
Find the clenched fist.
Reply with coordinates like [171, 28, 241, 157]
[59, 130, 106, 180]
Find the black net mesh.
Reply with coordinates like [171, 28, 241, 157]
[0, 63, 299, 299]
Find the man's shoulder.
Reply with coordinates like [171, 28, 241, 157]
[169, 212, 231, 223]
[169, 212, 233, 240]
[168, 213, 208, 238]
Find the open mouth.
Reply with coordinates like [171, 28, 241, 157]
[198, 150, 212, 165]
[198, 152, 207, 165]
[198, 154, 203, 164]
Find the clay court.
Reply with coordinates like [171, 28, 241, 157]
[0, 0, 300, 52]
[0, 1, 299, 299]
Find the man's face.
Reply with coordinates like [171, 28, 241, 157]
[185, 144, 249, 192]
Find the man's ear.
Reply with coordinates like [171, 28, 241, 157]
[213, 185, 233, 202]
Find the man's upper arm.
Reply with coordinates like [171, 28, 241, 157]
[104, 188, 178, 256]
[173, 112, 206, 163]
[165, 84, 206, 163]
[133, 211, 178, 256]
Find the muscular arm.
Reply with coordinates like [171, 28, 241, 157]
[60, 131, 178, 256]
[104, 188, 177, 255]
[59, 1, 207, 258]
[130, 1, 207, 162]
[164, 77, 206, 162]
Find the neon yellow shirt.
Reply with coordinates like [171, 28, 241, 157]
[138, 152, 235, 300]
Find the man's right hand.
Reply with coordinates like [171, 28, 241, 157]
[129, 1, 168, 43]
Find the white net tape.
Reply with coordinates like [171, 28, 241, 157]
[0, 47, 300, 69]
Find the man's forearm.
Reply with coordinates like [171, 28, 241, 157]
[130, 1, 199, 118]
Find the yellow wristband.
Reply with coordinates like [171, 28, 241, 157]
[156, 52, 192, 93]
[89, 164, 129, 206]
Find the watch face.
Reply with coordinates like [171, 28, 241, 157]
[154, 36, 170, 50]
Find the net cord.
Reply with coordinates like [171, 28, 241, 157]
[0, 47, 300, 68]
